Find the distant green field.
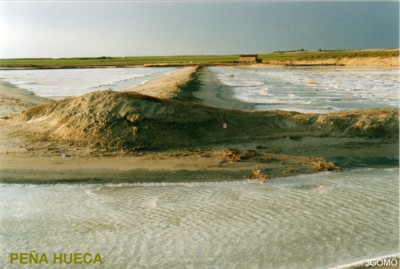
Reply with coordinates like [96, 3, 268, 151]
[0, 55, 238, 68]
[0, 49, 397, 68]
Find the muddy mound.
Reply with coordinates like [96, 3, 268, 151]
[16, 91, 398, 150]
[313, 109, 399, 137]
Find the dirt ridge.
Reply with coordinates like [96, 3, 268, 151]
[15, 90, 399, 151]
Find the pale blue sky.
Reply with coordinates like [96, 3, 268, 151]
[0, 1, 398, 58]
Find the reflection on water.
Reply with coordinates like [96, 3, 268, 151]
[0, 168, 398, 269]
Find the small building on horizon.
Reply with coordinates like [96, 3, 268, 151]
[239, 55, 260, 64]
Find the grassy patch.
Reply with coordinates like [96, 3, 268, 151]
[0, 55, 239, 68]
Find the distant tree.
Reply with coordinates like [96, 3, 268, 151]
[318, 48, 323, 51]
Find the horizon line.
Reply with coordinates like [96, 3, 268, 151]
[0, 47, 398, 60]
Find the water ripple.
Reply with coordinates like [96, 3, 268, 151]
[0, 168, 398, 269]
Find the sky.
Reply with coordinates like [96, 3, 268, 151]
[0, 1, 398, 58]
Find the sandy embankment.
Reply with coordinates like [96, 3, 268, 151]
[0, 81, 51, 117]
[263, 56, 399, 67]
[0, 67, 398, 183]
[255, 49, 399, 67]
[125, 66, 199, 100]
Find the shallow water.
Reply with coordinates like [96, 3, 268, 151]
[0, 67, 178, 100]
[209, 66, 399, 113]
[1, 168, 398, 269]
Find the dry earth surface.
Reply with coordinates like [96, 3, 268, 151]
[0, 66, 398, 183]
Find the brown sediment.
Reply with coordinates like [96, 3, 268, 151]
[257, 56, 399, 67]
[0, 66, 398, 183]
